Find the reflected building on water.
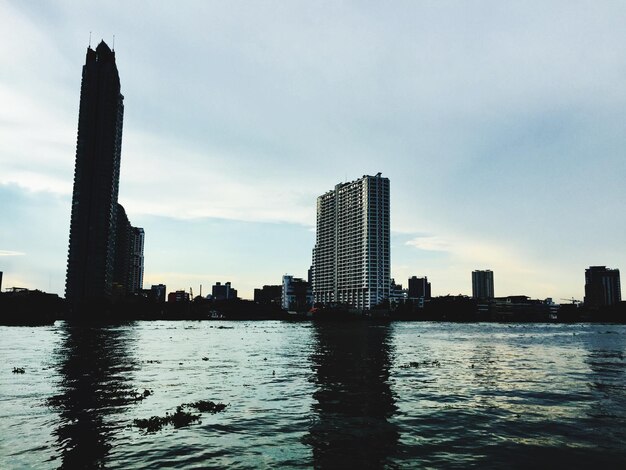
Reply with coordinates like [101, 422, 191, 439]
[49, 324, 138, 468]
[305, 321, 398, 467]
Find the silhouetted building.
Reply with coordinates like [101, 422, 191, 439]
[472, 270, 494, 300]
[493, 296, 557, 321]
[168, 290, 190, 303]
[254, 285, 282, 305]
[312, 173, 390, 310]
[584, 266, 621, 308]
[65, 41, 125, 305]
[282, 275, 313, 311]
[212, 282, 237, 301]
[408, 276, 431, 300]
[0, 271, 2, 292]
[151, 284, 166, 303]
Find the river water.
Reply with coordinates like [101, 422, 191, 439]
[1, 321, 625, 468]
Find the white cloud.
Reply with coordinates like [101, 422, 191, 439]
[0, 250, 26, 256]
[406, 236, 451, 252]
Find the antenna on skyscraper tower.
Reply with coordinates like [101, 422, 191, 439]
[89, 31, 92, 48]
[112, 34, 115, 51]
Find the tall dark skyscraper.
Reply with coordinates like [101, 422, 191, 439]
[65, 41, 125, 304]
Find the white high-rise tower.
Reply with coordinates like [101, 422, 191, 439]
[312, 173, 390, 310]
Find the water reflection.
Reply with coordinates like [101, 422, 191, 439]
[48, 322, 137, 468]
[305, 321, 398, 468]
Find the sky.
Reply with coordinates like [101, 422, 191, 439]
[1, 0, 625, 301]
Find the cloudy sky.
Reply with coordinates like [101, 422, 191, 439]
[1, 0, 625, 301]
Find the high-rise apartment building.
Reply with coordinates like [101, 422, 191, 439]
[472, 270, 494, 299]
[584, 266, 621, 308]
[312, 173, 390, 310]
[65, 41, 142, 305]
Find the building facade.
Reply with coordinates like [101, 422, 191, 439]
[584, 266, 621, 308]
[312, 173, 390, 310]
[65, 41, 125, 304]
[472, 270, 494, 300]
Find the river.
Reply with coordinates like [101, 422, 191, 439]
[1, 321, 625, 468]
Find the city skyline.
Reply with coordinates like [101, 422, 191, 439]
[1, 1, 625, 300]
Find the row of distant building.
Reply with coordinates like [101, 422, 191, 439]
[147, 276, 311, 312]
[134, 264, 620, 315]
[467, 266, 621, 310]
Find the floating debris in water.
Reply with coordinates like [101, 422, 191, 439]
[12, 367, 25, 374]
[145, 360, 161, 364]
[134, 406, 200, 433]
[133, 400, 226, 433]
[400, 360, 441, 369]
[202, 357, 209, 361]
[184, 400, 227, 413]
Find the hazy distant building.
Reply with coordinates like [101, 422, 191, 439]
[212, 282, 237, 301]
[282, 275, 313, 311]
[472, 270, 494, 300]
[584, 266, 621, 308]
[151, 284, 166, 303]
[408, 276, 431, 300]
[65, 41, 125, 305]
[312, 173, 390, 310]
[168, 290, 190, 303]
[254, 285, 282, 305]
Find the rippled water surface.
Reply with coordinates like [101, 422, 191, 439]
[1, 321, 625, 468]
